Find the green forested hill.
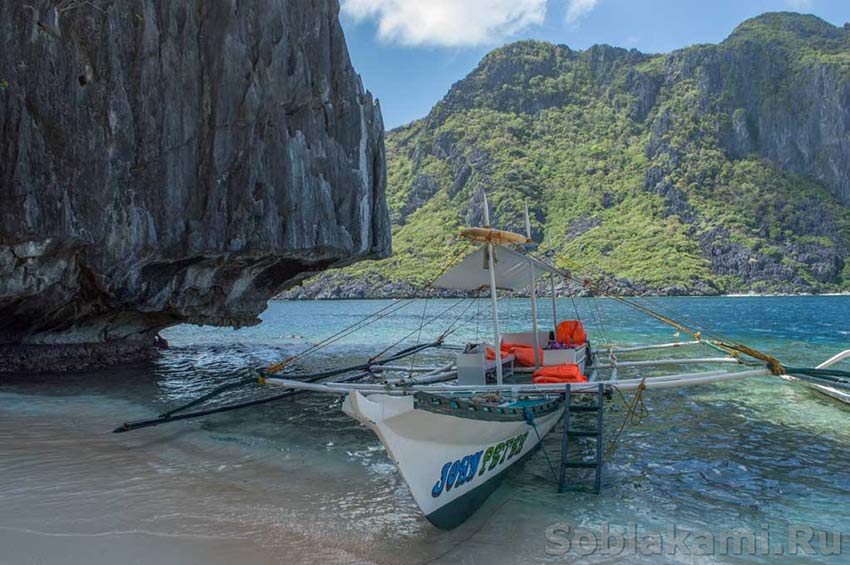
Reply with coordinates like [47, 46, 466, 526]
[289, 13, 850, 298]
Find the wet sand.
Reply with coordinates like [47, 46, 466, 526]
[0, 392, 500, 565]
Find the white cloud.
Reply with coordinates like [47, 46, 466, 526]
[341, 0, 547, 47]
[564, 0, 600, 24]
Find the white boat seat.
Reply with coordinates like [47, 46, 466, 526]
[484, 354, 515, 370]
[501, 331, 550, 348]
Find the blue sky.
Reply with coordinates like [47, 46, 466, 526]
[339, 0, 849, 129]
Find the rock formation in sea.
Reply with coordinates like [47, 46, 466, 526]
[0, 0, 390, 371]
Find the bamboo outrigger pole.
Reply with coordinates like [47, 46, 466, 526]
[263, 368, 774, 396]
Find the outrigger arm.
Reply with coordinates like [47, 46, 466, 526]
[263, 367, 773, 396]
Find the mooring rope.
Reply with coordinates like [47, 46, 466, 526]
[630, 294, 740, 345]
[604, 377, 648, 459]
[523, 407, 560, 486]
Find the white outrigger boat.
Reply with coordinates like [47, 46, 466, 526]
[115, 200, 850, 529]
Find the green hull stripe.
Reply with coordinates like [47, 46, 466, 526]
[424, 442, 544, 530]
[425, 469, 506, 530]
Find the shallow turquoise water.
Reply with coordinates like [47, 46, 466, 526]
[2, 296, 850, 563]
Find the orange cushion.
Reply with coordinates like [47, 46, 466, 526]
[532, 363, 588, 384]
[504, 344, 542, 367]
[487, 343, 542, 367]
[485, 346, 510, 361]
[556, 320, 587, 347]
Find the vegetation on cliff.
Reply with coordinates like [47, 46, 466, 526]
[289, 13, 850, 298]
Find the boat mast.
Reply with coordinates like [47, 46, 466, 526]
[550, 272, 558, 330]
[524, 202, 540, 369]
[483, 193, 504, 385]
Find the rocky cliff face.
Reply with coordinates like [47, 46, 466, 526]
[641, 14, 850, 290]
[289, 12, 850, 299]
[699, 15, 850, 204]
[0, 0, 390, 370]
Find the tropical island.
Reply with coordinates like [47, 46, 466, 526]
[287, 13, 850, 299]
[3, 3, 850, 563]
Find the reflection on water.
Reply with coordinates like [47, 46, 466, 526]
[1, 297, 850, 563]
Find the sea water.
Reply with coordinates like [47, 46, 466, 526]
[1, 296, 850, 564]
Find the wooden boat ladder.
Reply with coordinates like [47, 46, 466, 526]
[558, 383, 604, 494]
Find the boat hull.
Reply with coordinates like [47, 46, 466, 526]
[342, 392, 563, 529]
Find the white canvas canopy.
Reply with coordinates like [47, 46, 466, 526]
[433, 245, 561, 291]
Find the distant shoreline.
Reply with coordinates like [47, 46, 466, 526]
[278, 274, 850, 301]
[276, 292, 850, 301]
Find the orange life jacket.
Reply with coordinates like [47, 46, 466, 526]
[485, 346, 510, 360]
[556, 320, 587, 347]
[486, 343, 542, 367]
[532, 363, 588, 384]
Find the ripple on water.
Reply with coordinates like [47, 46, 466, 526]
[2, 297, 850, 563]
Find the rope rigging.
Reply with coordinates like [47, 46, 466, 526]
[439, 293, 481, 341]
[115, 241, 476, 432]
[527, 250, 787, 375]
[370, 297, 474, 367]
[604, 378, 648, 459]
[113, 340, 442, 433]
[263, 297, 417, 374]
[114, 230, 835, 438]
[264, 240, 472, 375]
[523, 407, 560, 486]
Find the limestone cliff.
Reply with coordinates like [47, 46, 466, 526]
[290, 13, 850, 299]
[0, 0, 390, 370]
